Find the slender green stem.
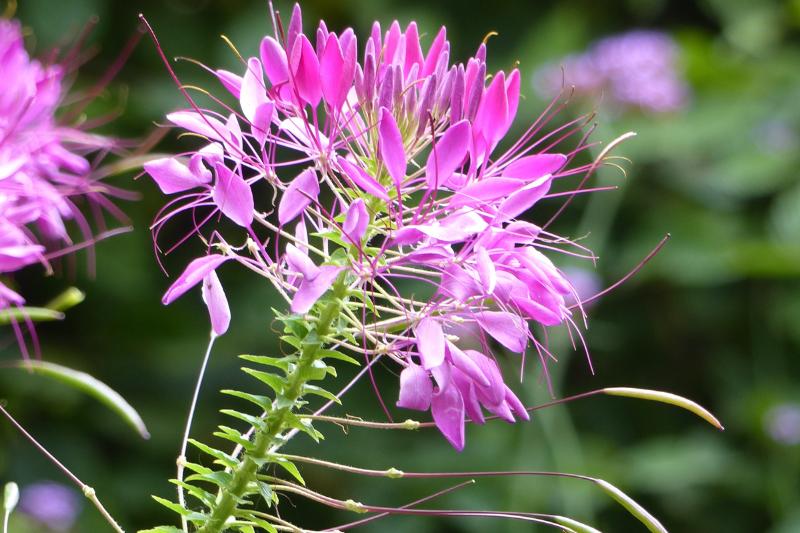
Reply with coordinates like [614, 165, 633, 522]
[197, 275, 348, 533]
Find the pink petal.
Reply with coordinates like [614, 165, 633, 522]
[285, 243, 319, 280]
[451, 368, 485, 424]
[503, 153, 567, 180]
[503, 69, 521, 135]
[431, 383, 466, 451]
[215, 69, 243, 98]
[495, 174, 553, 222]
[415, 318, 445, 369]
[475, 246, 496, 294]
[396, 363, 433, 411]
[291, 265, 342, 314]
[320, 33, 355, 109]
[473, 71, 508, 155]
[504, 385, 530, 421]
[278, 168, 320, 225]
[422, 26, 447, 77]
[343, 198, 369, 242]
[447, 342, 490, 387]
[260, 36, 289, 86]
[476, 311, 529, 353]
[212, 164, 254, 227]
[240, 57, 268, 124]
[167, 111, 228, 144]
[144, 157, 208, 194]
[251, 102, 275, 146]
[201, 271, 231, 336]
[403, 22, 423, 76]
[378, 107, 406, 187]
[163, 254, 230, 305]
[338, 158, 389, 201]
[448, 177, 526, 209]
[425, 120, 470, 189]
[290, 35, 322, 107]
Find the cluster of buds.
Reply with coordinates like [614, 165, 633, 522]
[148, 3, 610, 450]
[0, 18, 128, 326]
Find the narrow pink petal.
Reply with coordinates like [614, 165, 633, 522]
[260, 36, 289, 85]
[240, 57, 268, 123]
[285, 243, 319, 280]
[378, 107, 406, 187]
[167, 111, 227, 143]
[162, 254, 230, 305]
[216, 69, 243, 98]
[447, 177, 523, 209]
[476, 311, 528, 353]
[503, 69, 521, 134]
[338, 158, 389, 201]
[504, 385, 530, 421]
[475, 246, 496, 294]
[503, 154, 567, 180]
[201, 271, 231, 336]
[320, 33, 354, 109]
[447, 342, 490, 387]
[291, 265, 342, 314]
[431, 383, 466, 451]
[415, 318, 445, 369]
[278, 168, 320, 225]
[251, 101, 275, 146]
[422, 26, 447, 77]
[495, 174, 553, 222]
[452, 368, 485, 424]
[403, 21, 424, 76]
[473, 71, 508, 153]
[343, 198, 369, 242]
[144, 157, 208, 194]
[425, 119, 470, 189]
[290, 35, 322, 106]
[396, 363, 433, 411]
[212, 164, 254, 227]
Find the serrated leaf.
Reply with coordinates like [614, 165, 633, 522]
[317, 349, 360, 365]
[241, 368, 285, 395]
[151, 496, 207, 521]
[221, 389, 272, 410]
[13, 360, 149, 439]
[271, 457, 305, 485]
[187, 439, 237, 469]
[302, 384, 341, 404]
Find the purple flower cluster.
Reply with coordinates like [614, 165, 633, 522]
[149, 4, 606, 449]
[0, 19, 123, 315]
[536, 30, 689, 113]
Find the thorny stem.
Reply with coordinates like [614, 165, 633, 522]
[197, 274, 349, 533]
[0, 405, 125, 533]
[177, 332, 217, 533]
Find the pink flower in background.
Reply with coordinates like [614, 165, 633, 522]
[535, 30, 689, 113]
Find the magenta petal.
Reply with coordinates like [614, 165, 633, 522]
[422, 26, 447, 77]
[201, 271, 231, 336]
[290, 35, 322, 106]
[343, 198, 369, 242]
[425, 119, 470, 189]
[320, 33, 354, 109]
[338, 158, 389, 201]
[278, 168, 320, 225]
[163, 254, 230, 305]
[415, 318, 445, 369]
[260, 36, 289, 86]
[448, 177, 525, 209]
[503, 154, 567, 180]
[476, 311, 529, 353]
[144, 157, 208, 194]
[212, 164, 254, 227]
[378, 107, 406, 187]
[251, 102, 275, 146]
[240, 57, 267, 124]
[215, 69, 243, 98]
[473, 71, 508, 154]
[503, 69, 521, 134]
[167, 111, 228, 144]
[447, 342, 490, 387]
[396, 364, 433, 411]
[504, 385, 530, 421]
[475, 246, 496, 294]
[431, 383, 466, 451]
[285, 243, 319, 280]
[291, 265, 342, 314]
[495, 174, 553, 223]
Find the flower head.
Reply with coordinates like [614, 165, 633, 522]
[150, 3, 624, 449]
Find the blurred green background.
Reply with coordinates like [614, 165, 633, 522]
[2, 0, 800, 531]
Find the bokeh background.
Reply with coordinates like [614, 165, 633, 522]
[2, 0, 800, 531]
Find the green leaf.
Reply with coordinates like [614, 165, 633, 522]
[220, 409, 266, 431]
[270, 456, 305, 485]
[187, 439, 237, 469]
[169, 479, 215, 507]
[239, 354, 294, 372]
[241, 368, 285, 395]
[0, 307, 64, 324]
[302, 384, 341, 404]
[317, 349, 360, 366]
[138, 527, 185, 533]
[151, 496, 207, 521]
[221, 389, 272, 410]
[186, 470, 234, 489]
[12, 360, 149, 439]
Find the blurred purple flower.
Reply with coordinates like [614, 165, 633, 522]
[18, 481, 81, 532]
[535, 30, 689, 113]
[563, 266, 601, 307]
[765, 403, 800, 446]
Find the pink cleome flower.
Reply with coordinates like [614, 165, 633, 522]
[148, 4, 618, 449]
